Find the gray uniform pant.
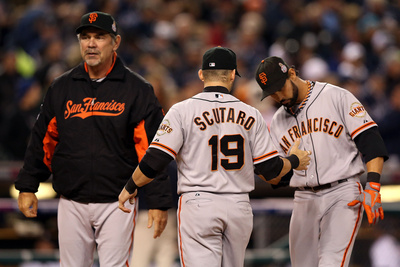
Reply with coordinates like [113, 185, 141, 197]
[58, 197, 138, 267]
[131, 209, 178, 267]
[177, 192, 253, 267]
[289, 178, 363, 267]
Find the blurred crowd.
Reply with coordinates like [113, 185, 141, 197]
[0, 0, 400, 165]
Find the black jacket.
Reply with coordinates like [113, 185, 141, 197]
[15, 57, 172, 208]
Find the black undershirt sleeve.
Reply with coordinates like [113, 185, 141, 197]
[271, 169, 293, 189]
[354, 126, 389, 163]
[254, 156, 295, 189]
[254, 156, 283, 181]
[139, 148, 174, 178]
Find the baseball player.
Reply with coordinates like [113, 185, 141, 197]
[118, 47, 311, 267]
[14, 12, 172, 267]
[255, 56, 389, 267]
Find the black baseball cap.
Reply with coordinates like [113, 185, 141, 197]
[202, 47, 241, 77]
[255, 56, 290, 100]
[76, 11, 118, 35]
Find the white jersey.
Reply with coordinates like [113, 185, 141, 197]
[150, 89, 279, 194]
[269, 81, 377, 188]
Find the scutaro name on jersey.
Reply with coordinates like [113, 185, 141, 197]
[279, 116, 344, 154]
[193, 107, 255, 131]
[64, 97, 125, 119]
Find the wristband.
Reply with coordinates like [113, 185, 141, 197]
[125, 177, 138, 194]
[286, 154, 299, 169]
[366, 172, 381, 183]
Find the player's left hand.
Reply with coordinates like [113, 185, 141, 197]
[118, 187, 137, 213]
[148, 209, 168, 238]
[290, 139, 311, 170]
[348, 182, 384, 225]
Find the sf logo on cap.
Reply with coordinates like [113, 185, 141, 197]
[89, 13, 98, 23]
[259, 72, 268, 85]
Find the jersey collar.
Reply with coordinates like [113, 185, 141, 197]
[203, 86, 230, 94]
[287, 80, 314, 116]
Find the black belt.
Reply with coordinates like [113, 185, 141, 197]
[298, 178, 348, 192]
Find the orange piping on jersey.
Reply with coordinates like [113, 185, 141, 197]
[350, 121, 376, 139]
[134, 120, 149, 161]
[84, 52, 117, 76]
[340, 182, 363, 267]
[151, 142, 177, 157]
[43, 117, 59, 171]
[253, 150, 278, 163]
[178, 196, 186, 267]
[289, 80, 313, 115]
[298, 81, 312, 110]
[126, 197, 137, 267]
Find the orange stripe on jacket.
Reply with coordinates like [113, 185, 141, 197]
[43, 117, 59, 172]
[340, 182, 363, 267]
[134, 120, 149, 161]
[350, 121, 376, 139]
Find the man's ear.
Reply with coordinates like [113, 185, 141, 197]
[198, 69, 204, 81]
[288, 68, 297, 80]
[113, 35, 122, 51]
[231, 70, 236, 80]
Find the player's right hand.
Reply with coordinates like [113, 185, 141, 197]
[148, 209, 168, 239]
[290, 139, 311, 170]
[118, 187, 137, 213]
[18, 192, 38, 218]
[348, 182, 384, 225]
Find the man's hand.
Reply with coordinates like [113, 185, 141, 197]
[348, 182, 384, 225]
[148, 209, 168, 238]
[290, 139, 311, 170]
[18, 192, 38, 218]
[118, 187, 137, 213]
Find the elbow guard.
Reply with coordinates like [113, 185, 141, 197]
[354, 127, 389, 163]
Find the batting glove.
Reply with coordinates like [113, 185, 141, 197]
[348, 182, 384, 225]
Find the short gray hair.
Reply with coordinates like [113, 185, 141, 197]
[202, 69, 232, 83]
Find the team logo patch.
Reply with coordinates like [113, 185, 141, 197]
[112, 21, 117, 32]
[279, 63, 287, 73]
[349, 102, 366, 118]
[157, 119, 173, 136]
